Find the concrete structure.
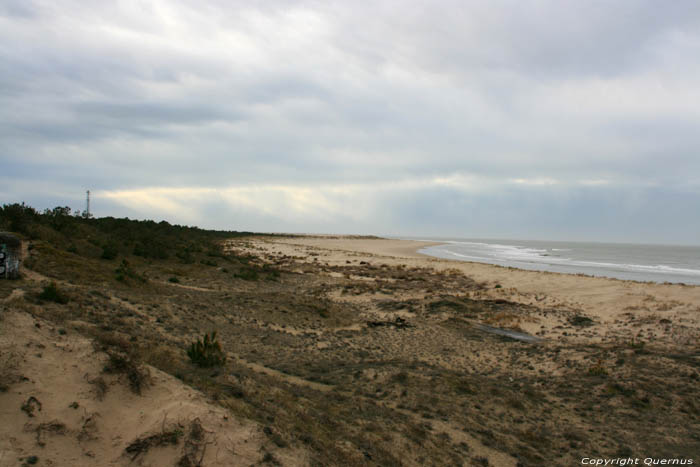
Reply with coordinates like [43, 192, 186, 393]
[0, 232, 21, 279]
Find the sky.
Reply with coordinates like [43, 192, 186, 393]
[1, 0, 699, 244]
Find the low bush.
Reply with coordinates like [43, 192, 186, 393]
[176, 250, 195, 264]
[588, 359, 608, 377]
[104, 350, 150, 395]
[38, 282, 69, 304]
[233, 267, 259, 281]
[187, 331, 226, 367]
[115, 260, 146, 283]
[569, 315, 594, 327]
[101, 242, 119, 260]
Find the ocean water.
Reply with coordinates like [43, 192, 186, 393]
[413, 238, 700, 285]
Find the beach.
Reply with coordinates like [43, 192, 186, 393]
[253, 236, 700, 347]
[2, 233, 698, 466]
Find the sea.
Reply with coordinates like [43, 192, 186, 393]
[407, 238, 700, 285]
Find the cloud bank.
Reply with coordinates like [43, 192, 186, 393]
[1, 0, 699, 243]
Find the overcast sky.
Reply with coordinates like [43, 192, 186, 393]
[2, 1, 699, 243]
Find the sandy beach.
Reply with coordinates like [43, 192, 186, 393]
[253, 236, 700, 347]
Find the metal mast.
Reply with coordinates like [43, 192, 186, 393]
[86, 190, 90, 218]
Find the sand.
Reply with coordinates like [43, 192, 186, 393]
[0, 297, 306, 467]
[256, 236, 700, 345]
[2, 234, 698, 466]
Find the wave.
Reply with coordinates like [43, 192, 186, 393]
[566, 260, 700, 276]
[440, 241, 549, 260]
[422, 241, 700, 280]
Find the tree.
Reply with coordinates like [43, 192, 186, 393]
[43, 206, 73, 231]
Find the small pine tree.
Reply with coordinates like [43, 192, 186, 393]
[187, 331, 226, 367]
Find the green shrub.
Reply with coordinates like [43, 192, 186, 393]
[629, 339, 645, 350]
[39, 282, 69, 304]
[2, 202, 266, 262]
[175, 250, 194, 264]
[133, 238, 169, 259]
[262, 264, 281, 280]
[392, 371, 409, 384]
[187, 331, 226, 368]
[0, 202, 38, 233]
[101, 242, 119, 260]
[168, 276, 180, 283]
[569, 315, 594, 327]
[233, 267, 259, 281]
[115, 259, 146, 283]
[588, 359, 607, 377]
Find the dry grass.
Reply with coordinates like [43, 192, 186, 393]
[482, 311, 521, 328]
[177, 418, 209, 467]
[103, 350, 150, 395]
[0, 347, 21, 393]
[124, 420, 183, 461]
[2, 232, 697, 466]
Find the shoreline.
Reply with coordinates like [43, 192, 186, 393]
[408, 238, 700, 287]
[252, 235, 700, 342]
[413, 242, 700, 287]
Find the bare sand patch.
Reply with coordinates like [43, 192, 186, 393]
[0, 309, 306, 467]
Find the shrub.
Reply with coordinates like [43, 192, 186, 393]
[0, 350, 21, 392]
[569, 315, 594, 327]
[104, 350, 150, 395]
[39, 282, 69, 304]
[101, 242, 119, 260]
[206, 245, 225, 258]
[233, 267, 259, 281]
[115, 260, 146, 283]
[187, 331, 226, 368]
[392, 371, 409, 384]
[176, 250, 194, 264]
[629, 339, 646, 350]
[0, 202, 38, 233]
[262, 264, 281, 280]
[133, 238, 169, 259]
[588, 359, 607, 377]
[168, 276, 180, 283]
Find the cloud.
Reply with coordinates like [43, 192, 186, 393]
[1, 0, 699, 243]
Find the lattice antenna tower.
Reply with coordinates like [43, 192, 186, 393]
[86, 190, 90, 218]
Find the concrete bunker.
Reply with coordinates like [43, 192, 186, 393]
[0, 232, 22, 279]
